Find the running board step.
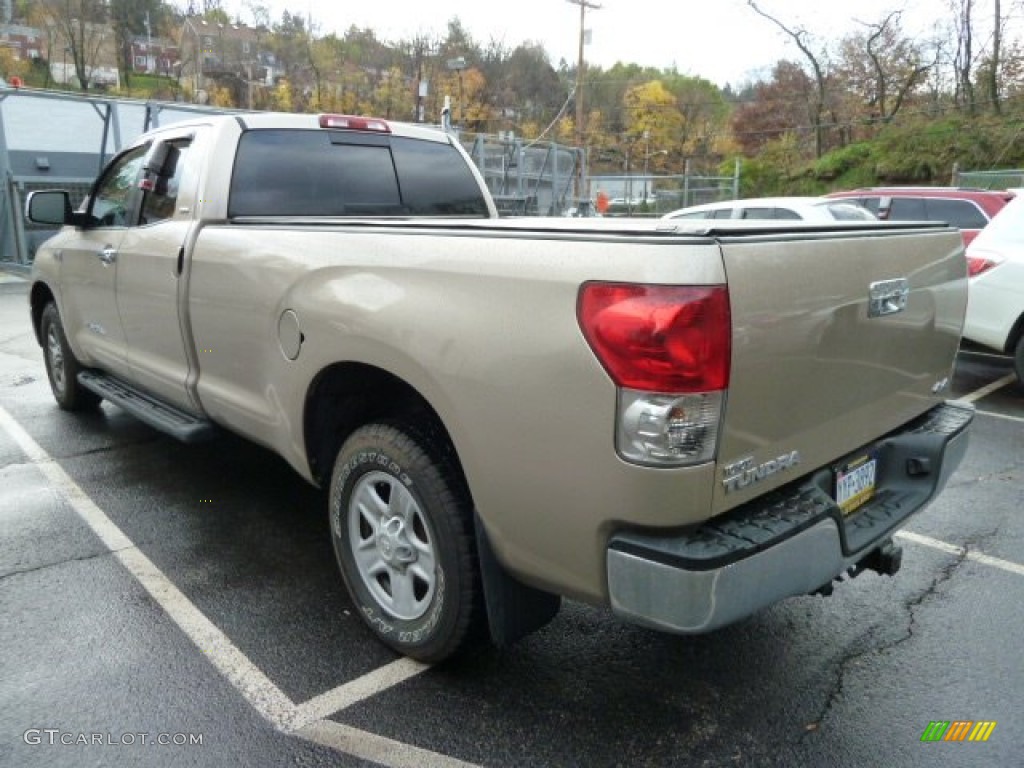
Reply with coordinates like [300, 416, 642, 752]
[77, 371, 216, 443]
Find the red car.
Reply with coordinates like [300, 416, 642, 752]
[827, 187, 1015, 254]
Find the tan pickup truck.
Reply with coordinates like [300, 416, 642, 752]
[26, 113, 973, 661]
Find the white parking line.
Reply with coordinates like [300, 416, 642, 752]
[960, 373, 1017, 403]
[896, 531, 1024, 577]
[0, 404, 477, 768]
[298, 721, 482, 768]
[976, 408, 1024, 425]
[293, 658, 430, 730]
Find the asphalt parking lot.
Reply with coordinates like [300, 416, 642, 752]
[1, 275, 1021, 767]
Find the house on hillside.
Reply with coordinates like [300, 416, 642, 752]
[130, 34, 178, 77]
[0, 23, 44, 62]
[178, 16, 275, 101]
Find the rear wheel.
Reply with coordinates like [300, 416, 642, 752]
[40, 302, 101, 411]
[1014, 335, 1024, 386]
[328, 422, 486, 662]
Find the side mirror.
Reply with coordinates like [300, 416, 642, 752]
[143, 142, 172, 176]
[26, 190, 72, 226]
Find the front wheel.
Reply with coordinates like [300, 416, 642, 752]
[328, 422, 486, 662]
[40, 302, 101, 411]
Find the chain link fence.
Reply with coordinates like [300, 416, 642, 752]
[588, 167, 740, 218]
[952, 167, 1024, 190]
[460, 131, 740, 219]
[461, 132, 582, 216]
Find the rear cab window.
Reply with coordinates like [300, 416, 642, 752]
[228, 129, 489, 218]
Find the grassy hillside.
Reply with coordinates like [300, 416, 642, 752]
[737, 112, 1024, 196]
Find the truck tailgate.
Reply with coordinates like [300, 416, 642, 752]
[712, 226, 966, 515]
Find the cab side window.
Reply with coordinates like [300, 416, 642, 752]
[89, 146, 147, 228]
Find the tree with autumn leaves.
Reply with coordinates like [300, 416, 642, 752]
[731, 0, 1024, 192]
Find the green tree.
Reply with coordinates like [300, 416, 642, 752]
[109, 0, 170, 91]
[662, 73, 732, 162]
[200, 1, 229, 25]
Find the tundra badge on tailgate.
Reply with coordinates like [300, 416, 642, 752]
[868, 278, 909, 318]
[722, 451, 801, 493]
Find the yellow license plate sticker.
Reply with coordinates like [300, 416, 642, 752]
[836, 454, 877, 515]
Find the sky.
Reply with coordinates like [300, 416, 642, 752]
[220, 0, 1006, 87]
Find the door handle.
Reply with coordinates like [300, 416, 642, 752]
[97, 247, 117, 265]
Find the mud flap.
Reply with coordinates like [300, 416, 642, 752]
[474, 512, 561, 647]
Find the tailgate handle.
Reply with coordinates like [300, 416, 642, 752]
[868, 278, 909, 318]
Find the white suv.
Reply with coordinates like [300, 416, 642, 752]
[661, 196, 877, 222]
[962, 195, 1024, 383]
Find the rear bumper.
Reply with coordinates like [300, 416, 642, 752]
[607, 401, 974, 634]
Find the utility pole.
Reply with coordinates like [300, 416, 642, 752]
[567, 0, 601, 202]
[446, 56, 467, 129]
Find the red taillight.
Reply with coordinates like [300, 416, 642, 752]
[318, 114, 391, 133]
[967, 256, 1000, 277]
[578, 283, 731, 394]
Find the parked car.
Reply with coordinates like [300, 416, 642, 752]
[961, 194, 1024, 383]
[827, 187, 1015, 246]
[661, 196, 877, 222]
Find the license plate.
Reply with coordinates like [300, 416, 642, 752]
[836, 454, 877, 515]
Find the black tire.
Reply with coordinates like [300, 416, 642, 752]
[328, 422, 486, 662]
[1014, 334, 1024, 387]
[40, 302, 101, 411]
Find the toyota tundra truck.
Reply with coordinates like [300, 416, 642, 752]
[26, 112, 974, 662]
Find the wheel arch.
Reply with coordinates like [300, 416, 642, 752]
[29, 281, 57, 346]
[1004, 310, 1024, 356]
[303, 362, 467, 492]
